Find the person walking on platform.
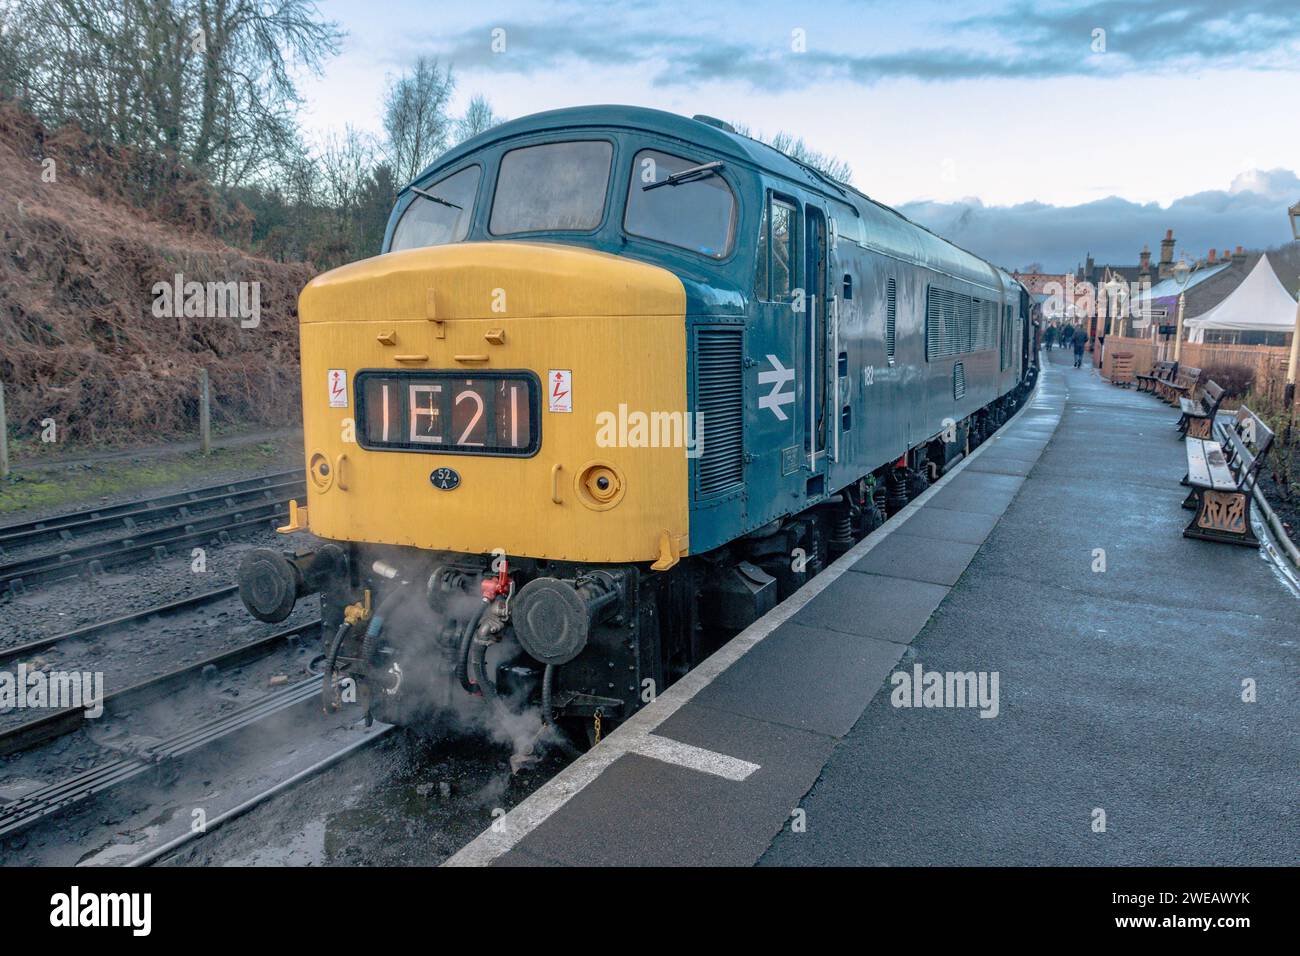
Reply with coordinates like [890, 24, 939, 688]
[1045, 324, 1057, 351]
[1060, 324, 1073, 350]
[1072, 328, 1086, 368]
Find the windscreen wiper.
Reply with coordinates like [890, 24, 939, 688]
[410, 185, 462, 209]
[642, 160, 724, 191]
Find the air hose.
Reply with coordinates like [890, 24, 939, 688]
[361, 587, 407, 663]
[320, 623, 352, 713]
[541, 664, 554, 724]
[455, 603, 488, 694]
[469, 622, 497, 698]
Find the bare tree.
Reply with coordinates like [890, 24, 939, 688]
[313, 124, 379, 264]
[318, 125, 374, 213]
[731, 122, 855, 184]
[763, 131, 854, 184]
[382, 55, 455, 185]
[453, 93, 503, 145]
[0, 3, 38, 101]
[5, 0, 340, 185]
[192, 0, 342, 184]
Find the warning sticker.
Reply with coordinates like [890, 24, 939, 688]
[328, 369, 348, 408]
[547, 369, 572, 413]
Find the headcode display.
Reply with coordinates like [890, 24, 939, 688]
[355, 370, 541, 457]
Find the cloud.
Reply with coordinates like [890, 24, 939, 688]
[405, 1, 1300, 91]
[961, 0, 1300, 63]
[895, 169, 1300, 272]
[1228, 168, 1299, 200]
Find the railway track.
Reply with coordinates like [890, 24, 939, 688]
[0, 617, 322, 756]
[127, 724, 396, 867]
[0, 470, 304, 554]
[0, 672, 328, 842]
[0, 494, 301, 595]
[0, 584, 239, 666]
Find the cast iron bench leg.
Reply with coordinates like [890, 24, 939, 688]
[1183, 489, 1259, 547]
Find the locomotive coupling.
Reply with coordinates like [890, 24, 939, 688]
[237, 545, 348, 623]
[512, 571, 623, 666]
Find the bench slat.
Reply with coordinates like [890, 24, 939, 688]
[1184, 438, 1211, 487]
[1204, 445, 1237, 490]
[1184, 439, 1237, 490]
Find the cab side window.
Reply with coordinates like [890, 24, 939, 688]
[755, 195, 798, 302]
[770, 199, 796, 301]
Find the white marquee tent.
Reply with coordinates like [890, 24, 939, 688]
[1184, 254, 1298, 344]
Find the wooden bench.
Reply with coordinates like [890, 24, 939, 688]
[1180, 405, 1274, 547]
[1177, 379, 1226, 440]
[1158, 364, 1200, 405]
[1137, 360, 1175, 395]
[1110, 352, 1135, 388]
[1153, 362, 1182, 400]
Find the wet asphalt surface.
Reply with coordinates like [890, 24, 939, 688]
[761, 351, 1299, 865]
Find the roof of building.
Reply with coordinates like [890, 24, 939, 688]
[1136, 260, 1234, 302]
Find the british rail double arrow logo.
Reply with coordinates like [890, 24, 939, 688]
[758, 354, 795, 421]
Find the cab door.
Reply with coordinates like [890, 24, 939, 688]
[803, 205, 829, 492]
[749, 192, 804, 526]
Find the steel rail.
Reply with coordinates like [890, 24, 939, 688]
[0, 470, 303, 544]
[0, 675, 325, 841]
[0, 585, 240, 666]
[1, 680, 325, 817]
[0, 498, 297, 594]
[0, 477, 304, 554]
[128, 725, 395, 867]
[0, 617, 322, 756]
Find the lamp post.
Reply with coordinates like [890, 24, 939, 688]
[1172, 254, 1193, 363]
[1117, 282, 1129, 339]
[1105, 276, 1124, 340]
[1287, 200, 1300, 409]
[1100, 276, 1121, 369]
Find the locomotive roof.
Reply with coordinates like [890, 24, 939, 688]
[409, 105, 1008, 294]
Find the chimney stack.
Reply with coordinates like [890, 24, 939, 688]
[1233, 245, 1246, 261]
[1158, 228, 1175, 279]
[1139, 244, 1152, 275]
[1208, 248, 1217, 264]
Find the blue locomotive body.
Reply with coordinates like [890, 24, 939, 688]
[382, 105, 1033, 556]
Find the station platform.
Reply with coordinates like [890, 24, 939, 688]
[449, 351, 1299, 867]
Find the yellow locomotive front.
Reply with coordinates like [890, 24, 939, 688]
[237, 239, 695, 742]
[299, 240, 689, 562]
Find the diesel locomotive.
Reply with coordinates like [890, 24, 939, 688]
[236, 106, 1035, 745]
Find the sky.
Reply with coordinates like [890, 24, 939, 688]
[295, 0, 1300, 271]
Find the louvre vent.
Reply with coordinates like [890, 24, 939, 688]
[886, 277, 897, 361]
[953, 361, 967, 400]
[926, 287, 957, 359]
[696, 327, 744, 497]
[927, 286, 998, 359]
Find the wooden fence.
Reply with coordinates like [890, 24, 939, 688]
[1099, 335, 1294, 409]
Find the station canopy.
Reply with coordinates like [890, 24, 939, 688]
[1184, 255, 1299, 343]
